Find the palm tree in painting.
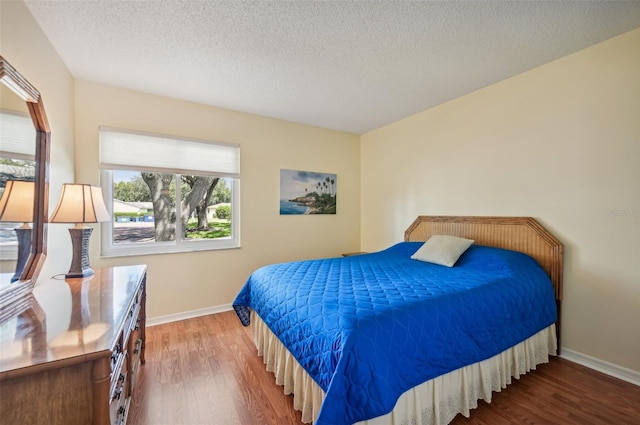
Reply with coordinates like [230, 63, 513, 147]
[325, 177, 331, 196]
[330, 178, 335, 197]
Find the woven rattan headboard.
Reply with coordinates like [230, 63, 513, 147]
[404, 216, 564, 301]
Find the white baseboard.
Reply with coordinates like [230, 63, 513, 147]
[148, 307, 640, 388]
[147, 303, 233, 327]
[560, 348, 640, 386]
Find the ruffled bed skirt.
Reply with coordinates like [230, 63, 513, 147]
[251, 311, 557, 425]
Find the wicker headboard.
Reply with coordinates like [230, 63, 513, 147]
[404, 216, 564, 301]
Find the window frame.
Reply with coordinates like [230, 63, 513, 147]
[99, 128, 240, 258]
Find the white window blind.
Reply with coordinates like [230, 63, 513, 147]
[99, 127, 240, 178]
[0, 110, 36, 160]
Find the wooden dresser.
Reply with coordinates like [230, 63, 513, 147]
[0, 265, 147, 425]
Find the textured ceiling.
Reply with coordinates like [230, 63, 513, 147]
[24, 1, 640, 134]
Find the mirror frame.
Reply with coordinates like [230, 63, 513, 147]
[0, 55, 50, 308]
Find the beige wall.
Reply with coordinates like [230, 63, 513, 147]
[74, 81, 361, 318]
[361, 29, 640, 372]
[1, 0, 75, 279]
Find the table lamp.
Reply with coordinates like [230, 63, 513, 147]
[49, 183, 110, 278]
[0, 180, 34, 282]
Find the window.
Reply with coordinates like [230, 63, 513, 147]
[99, 127, 240, 257]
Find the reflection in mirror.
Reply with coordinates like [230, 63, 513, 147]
[0, 56, 50, 309]
[0, 106, 36, 281]
[0, 180, 35, 281]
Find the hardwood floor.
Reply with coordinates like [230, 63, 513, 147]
[128, 311, 640, 425]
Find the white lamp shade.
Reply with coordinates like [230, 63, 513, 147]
[0, 180, 34, 223]
[49, 184, 111, 224]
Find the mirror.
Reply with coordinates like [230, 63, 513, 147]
[0, 92, 35, 281]
[0, 56, 50, 308]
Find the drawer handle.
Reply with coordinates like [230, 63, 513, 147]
[111, 344, 122, 365]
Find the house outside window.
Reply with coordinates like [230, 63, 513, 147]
[99, 127, 240, 257]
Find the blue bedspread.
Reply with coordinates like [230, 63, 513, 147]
[233, 242, 557, 425]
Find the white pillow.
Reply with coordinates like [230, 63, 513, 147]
[411, 235, 475, 267]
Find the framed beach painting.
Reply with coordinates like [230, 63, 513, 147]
[280, 169, 336, 215]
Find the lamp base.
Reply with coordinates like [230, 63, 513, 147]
[11, 227, 32, 282]
[66, 227, 94, 278]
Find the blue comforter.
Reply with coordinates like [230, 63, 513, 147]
[233, 242, 557, 425]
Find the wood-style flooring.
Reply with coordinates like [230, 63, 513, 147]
[127, 311, 640, 425]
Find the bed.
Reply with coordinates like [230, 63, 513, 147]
[233, 216, 563, 425]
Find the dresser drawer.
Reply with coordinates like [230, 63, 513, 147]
[109, 354, 128, 425]
[111, 342, 125, 376]
[122, 288, 142, 346]
[129, 333, 143, 390]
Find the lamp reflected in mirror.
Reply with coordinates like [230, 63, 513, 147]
[49, 184, 110, 278]
[0, 180, 34, 282]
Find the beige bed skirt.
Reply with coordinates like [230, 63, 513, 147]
[251, 310, 557, 425]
